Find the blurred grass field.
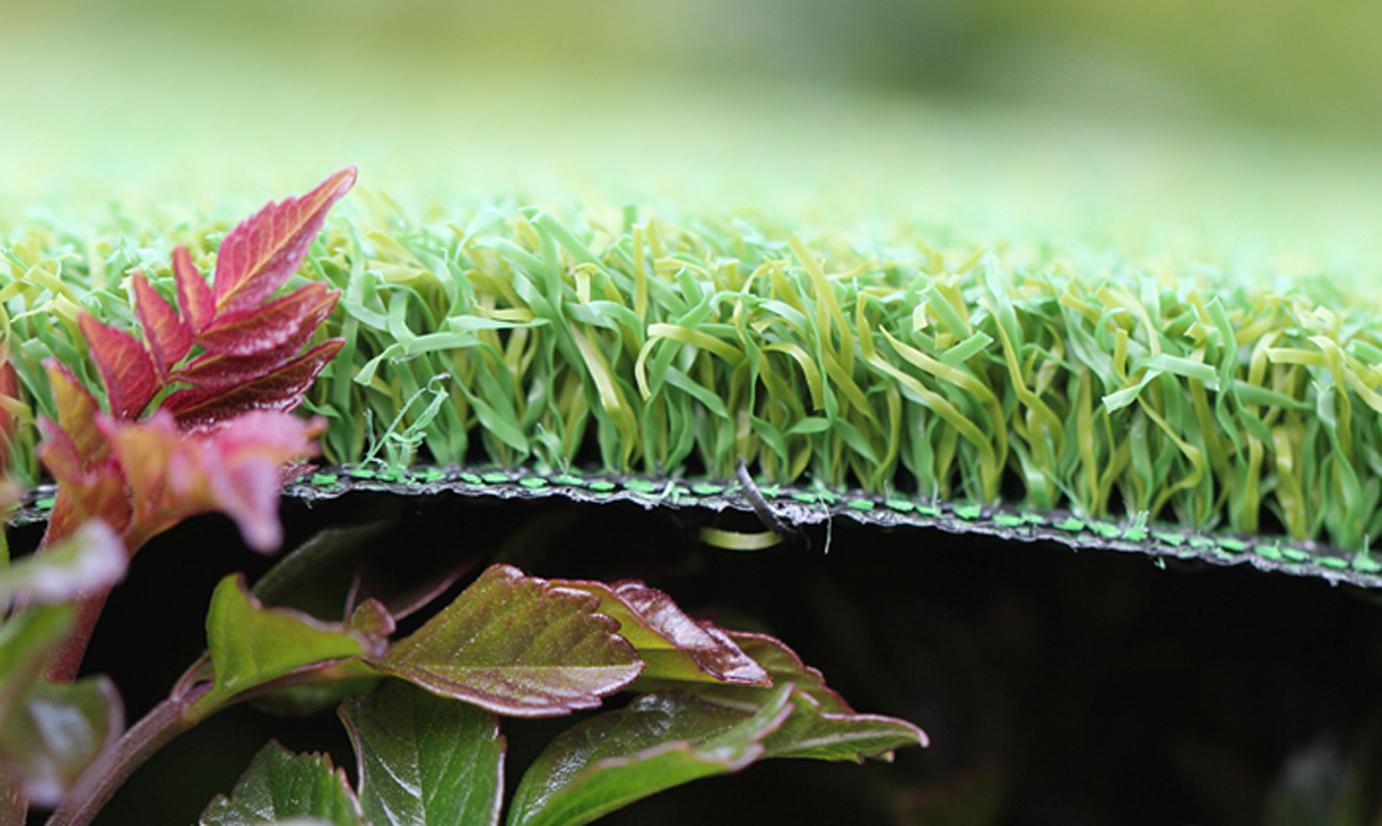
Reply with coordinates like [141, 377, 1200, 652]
[3, 0, 1381, 294]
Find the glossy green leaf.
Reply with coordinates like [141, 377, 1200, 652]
[340, 681, 504, 826]
[0, 676, 122, 806]
[552, 578, 768, 686]
[246, 603, 390, 718]
[0, 520, 125, 609]
[677, 632, 928, 761]
[199, 741, 363, 826]
[764, 689, 928, 762]
[192, 575, 381, 719]
[376, 564, 641, 717]
[506, 685, 793, 826]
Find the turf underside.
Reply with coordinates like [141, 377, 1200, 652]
[3, 206, 1380, 568]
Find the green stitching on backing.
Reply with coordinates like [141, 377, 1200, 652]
[1352, 552, 1382, 573]
[1089, 521, 1121, 539]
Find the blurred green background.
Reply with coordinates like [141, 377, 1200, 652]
[3, 0, 1380, 284]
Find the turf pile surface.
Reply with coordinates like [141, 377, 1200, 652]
[4, 194, 1380, 585]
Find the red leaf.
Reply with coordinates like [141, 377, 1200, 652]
[163, 338, 344, 431]
[36, 421, 131, 542]
[132, 273, 193, 377]
[197, 282, 339, 357]
[173, 246, 214, 333]
[1, 347, 21, 470]
[376, 564, 643, 717]
[212, 167, 357, 316]
[554, 578, 771, 686]
[78, 315, 157, 420]
[173, 350, 301, 391]
[107, 411, 322, 551]
[45, 361, 107, 463]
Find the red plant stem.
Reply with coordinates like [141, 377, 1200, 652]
[42, 590, 111, 682]
[1, 770, 28, 826]
[45, 686, 204, 826]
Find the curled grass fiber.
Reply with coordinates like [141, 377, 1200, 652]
[3, 201, 1380, 551]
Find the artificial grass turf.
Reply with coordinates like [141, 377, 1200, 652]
[3, 202, 1380, 562]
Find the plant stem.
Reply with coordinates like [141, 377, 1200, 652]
[43, 590, 110, 683]
[1, 767, 28, 826]
[45, 685, 205, 826]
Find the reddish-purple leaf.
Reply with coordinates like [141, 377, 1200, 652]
[212, 166, 357, 315]
[693, 632, 856, 713]
[554, 579, 770, 687]
[681, 631, 929, 761]
[197, 282, 339, 357]
[163, 338, 344, 432]
[173, 246, 214, 333]
[36, 419, 131, 544]
[376, 564, 643, 718]
[0, 346, 17, 471]
[44, 361, 107, 464]
[171, 350, 299, 391]
[105, 410, 323, 552]
[78, 314, 157, 420]
[131, 272, 193, 377]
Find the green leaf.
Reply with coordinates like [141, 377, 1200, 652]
[552, 579, 769, 686]
[192, 575, 382, 719]
[675, 632, 928, 761]
[375, 564, 641, 717]
[506, 685, 794, 826]
[0, 520, 125, 609]
[199, 741, 364, 826]
[0, 604, 72, 721]
[340, 681, 504, 826]
[0, 676, 122, 806]
[249, 601, 393, 718]
[252, 519, 395, 618]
